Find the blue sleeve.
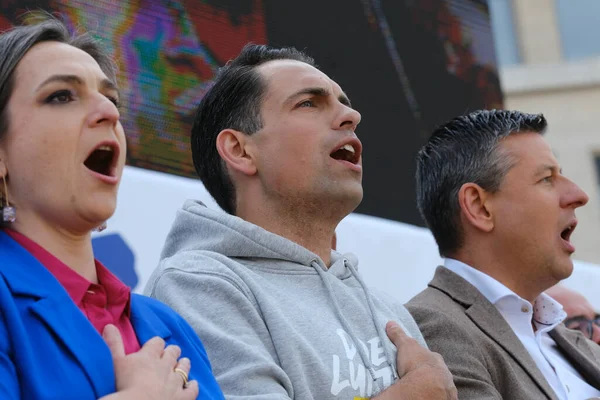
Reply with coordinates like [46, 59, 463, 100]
[0, 281, 20, 399]
[172, 313, 225, 400]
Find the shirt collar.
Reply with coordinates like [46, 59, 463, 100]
[5, 229, 91, 305]
[96, 260, 132, 316]
[532, 292, 566, 327]
[4, 229, 132, 316]
[444, 258, 514, 304]
[444, 258, 566, 327]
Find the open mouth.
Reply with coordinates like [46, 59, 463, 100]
[330, 143, 360, 165]
[84, 144, 117, 177]
[560, 222, 576, 243]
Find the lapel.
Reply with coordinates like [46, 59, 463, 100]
[0, 232, 115, 397]
[429, 266, 559, 400]
[129, 295, 173, 344]
[549, 325, 600, 390]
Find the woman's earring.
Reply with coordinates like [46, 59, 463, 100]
[93, 221, 107, 232]
[2, 174, 15, 223]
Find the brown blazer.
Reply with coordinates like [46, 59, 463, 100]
[406, 266, 600, 400]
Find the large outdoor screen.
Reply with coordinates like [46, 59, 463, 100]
[0, 0, 502, 226]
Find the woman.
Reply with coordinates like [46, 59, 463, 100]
[0, 17, 223, 400]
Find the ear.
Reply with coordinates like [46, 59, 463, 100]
[216, 128, 257, 177]
[458, 182, 494, 233]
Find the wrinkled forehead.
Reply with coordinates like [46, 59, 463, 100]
[257, 59, 344, 103]
[14, 41, 113, 89]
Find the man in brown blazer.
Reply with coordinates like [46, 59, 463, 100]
[407, 109, 600, 399]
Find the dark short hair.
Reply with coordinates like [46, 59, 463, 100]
[416, 109, 547, 256]
[0, 15, 116, 214]
[191, 44, 315, 214]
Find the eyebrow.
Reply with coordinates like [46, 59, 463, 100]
[284, 87, 352, 108]
[36, 74, 119, 96]
[535, 164, 562, 176]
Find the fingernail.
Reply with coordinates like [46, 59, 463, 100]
[386, 321, 399, 330]
[178, 357, 191, 367]
[102, 324, 116, 338]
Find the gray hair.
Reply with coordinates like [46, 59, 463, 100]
[416, 109, 547, 256]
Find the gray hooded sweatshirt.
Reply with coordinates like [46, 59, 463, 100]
[145, 200, 426, 399]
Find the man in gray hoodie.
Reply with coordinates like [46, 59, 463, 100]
[145, 44, 456, 399]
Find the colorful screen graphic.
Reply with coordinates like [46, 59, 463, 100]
[0, 0, 267, 177]
[0, 0, 502, 225]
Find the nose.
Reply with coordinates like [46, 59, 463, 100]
[562, 178, 589, 209]
[334, 103, 361, 132]
[87, 94, 120, 128]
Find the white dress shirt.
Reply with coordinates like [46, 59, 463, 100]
[445, 258, 600, 400]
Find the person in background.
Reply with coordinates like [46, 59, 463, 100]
[408, 109, 600, 399]
[0, 16, 223, 400]
[145, 44, 456, 399]
[546, 285, 600, 343]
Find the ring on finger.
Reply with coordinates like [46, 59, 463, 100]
[174, 367, 189, 387]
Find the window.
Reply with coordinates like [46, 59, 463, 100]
[556, 0, 600, 61]
[488, 0, 520, 66]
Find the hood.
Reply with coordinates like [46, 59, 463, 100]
[161, 200, 358, 276]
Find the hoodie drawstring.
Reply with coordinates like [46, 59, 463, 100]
[345, 262, 399, 381]
[311, 260, 398, 392]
